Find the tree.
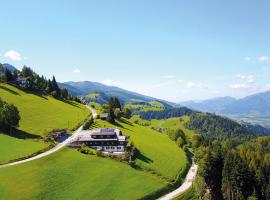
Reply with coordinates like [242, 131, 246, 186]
[107, 108, 115, 123]
[123, 107, 131, 119]
[83, 117, 94, 130]
[5, 69, 13, 82]
[114, 108, 122, 120]
[176, 137, 185, 148]
[0, 98, 20, 133]
[167, 128, 185, 141]
[60, 88, 69, 99]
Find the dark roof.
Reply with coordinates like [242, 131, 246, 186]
[100, 113, 108, 118]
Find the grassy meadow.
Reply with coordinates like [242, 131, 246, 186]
[151, 116, 197, 139]
[0, 148, 167, 200]
[125, 101, 165, 112]
[0, 133, 48, 164]
[0, 83, 89, 136]
[94, 118, 188, 180]
[0, 83, 89, 163]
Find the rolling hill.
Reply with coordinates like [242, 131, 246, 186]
[0, 116, 189, 199]
[0, 83, 89, 163]
[60, 81, 164, 104]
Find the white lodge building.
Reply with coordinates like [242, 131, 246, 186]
[71, 128, 126, 152]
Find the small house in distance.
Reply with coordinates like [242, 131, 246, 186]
[100, 113, 108, 120]
[16, 77, 31, 88]
[71, 128, 126, 153]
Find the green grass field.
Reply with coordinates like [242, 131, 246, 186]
[0, 83, 89, 163]
[0, 148, 167, 200]
[151, 116, 197, 139]
[0, 83, 89, 136]
[94, 118, 188, 180]
[0, 133, 48, 164]
[125, 101, 165, 112]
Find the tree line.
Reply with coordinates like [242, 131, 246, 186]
[193, 136, 270, 200]
[185, 113, 255, 141]
[139, 107, 195, 120]
[0, 64, 79, 101]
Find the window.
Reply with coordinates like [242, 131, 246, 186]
[117, 147, 122, 150]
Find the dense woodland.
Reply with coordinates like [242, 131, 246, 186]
[139, 107, 195, 120]
[193, 136, 270, 200]
[0, 64, 79, 101]
[186, 113, 255, 141]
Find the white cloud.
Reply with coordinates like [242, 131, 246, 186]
[160, 75, 176, 79]
[4, 50, 23, 61]
[229, 83, 252, 89]
[244, 56, 251, 62]
[72, 69, 81, 73]
[102, 79, 118, 86]
[258, 56, 270, 62]
[264, 84, 270, 91]
[187, 82, 208, 89]
[236, 74, 255, 83]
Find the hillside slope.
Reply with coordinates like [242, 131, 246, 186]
[0, 83, 89, 136]
[0, 83, 89, 163]
[60, 81, 157, 103]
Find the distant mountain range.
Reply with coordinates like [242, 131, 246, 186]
[181, 96, 237, 113]
[2, 63, 17, 72]
[181, 91, 270, 128]
[181, 91, 270, 115]
[59, 81, 170, 105]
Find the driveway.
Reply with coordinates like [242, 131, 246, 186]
[158, 163, 198, 200]
[0, 105, 95, 168]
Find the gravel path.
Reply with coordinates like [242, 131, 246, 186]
[158, 163, 198, 200]
[0, 105, 94, 168]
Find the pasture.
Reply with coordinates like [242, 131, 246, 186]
[0, 148, 167, 200]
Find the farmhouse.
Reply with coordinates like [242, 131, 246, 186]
[100, 113, 108, 120]
[71, 128, 126, 152]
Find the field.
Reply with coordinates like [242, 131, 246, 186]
[125, 101, 165, 112]
[93, 118, 188, 180]
[0, 133, 48, 164]
[0, 83, 89, 163]
[0, 148, 167, 200]
[151, 116, 197, 139]
[0, 83, 89, 136]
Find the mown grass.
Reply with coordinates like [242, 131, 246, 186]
[93, 118, 188, 181]
[0, 83, 89, 163]
[0, 83, 89, 136]
[0, 148, 167, 200]
[151, 116, 197, 139]
[0, 133, 48, 164]
[125, 101, 165, 112]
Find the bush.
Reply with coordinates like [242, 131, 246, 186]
[167, 128, 185, 141]
[83, 116, 94, 130]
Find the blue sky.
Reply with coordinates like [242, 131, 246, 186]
[1, 0, 270, 102]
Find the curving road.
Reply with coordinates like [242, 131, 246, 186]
[0, 105, 94, 169]
[158, 163, 198, 200]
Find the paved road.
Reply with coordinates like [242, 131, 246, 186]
[158, 163, 198, 200]
[86, 105, 98, 118]
[0, 105, 94, 169]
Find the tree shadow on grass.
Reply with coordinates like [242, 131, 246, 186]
[136, 150, 153, 163]
[0, 129, 42, 140]
[62, 100, 82, 109]
[24, 89, 48, 100]
[0, 85, 20, 95]
[118, 118, 134, 126]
